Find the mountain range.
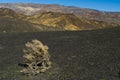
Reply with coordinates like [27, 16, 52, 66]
[0, 3, 120, 32]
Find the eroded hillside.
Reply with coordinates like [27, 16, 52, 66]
[0, 8, 119, 32]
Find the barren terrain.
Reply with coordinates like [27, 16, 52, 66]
[0, 27, 120, 80]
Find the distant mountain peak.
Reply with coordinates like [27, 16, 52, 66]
[0, 4, 119, 32]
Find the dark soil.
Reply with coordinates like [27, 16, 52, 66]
[0, 27, 120, 80]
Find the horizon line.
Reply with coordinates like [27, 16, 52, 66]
[0, 2, 120, 12]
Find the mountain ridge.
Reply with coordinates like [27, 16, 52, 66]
[25, 11, 118, 30]
[0, 3, 120, 24]
[0, 8, 66, 32]
[0, 6, 119, 32]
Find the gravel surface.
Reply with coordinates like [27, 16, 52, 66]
[0, 27, 120, 80]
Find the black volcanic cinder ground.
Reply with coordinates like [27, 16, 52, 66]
[0, 27, 120, 80]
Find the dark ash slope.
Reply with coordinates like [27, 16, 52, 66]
[0, 27, 120, 80]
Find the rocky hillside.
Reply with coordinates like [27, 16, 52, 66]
[0, 3, 120, 24]
[25, 12, 118, 30]
[0, 8, 64, 32]
[0, 7, 119, 32]
[0, 8, 25, 19]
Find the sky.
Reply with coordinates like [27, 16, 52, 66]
[0, 0, 120, 12]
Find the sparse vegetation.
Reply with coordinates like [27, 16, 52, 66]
[0, 27, 120, 80]
[20, 39, 51, 75]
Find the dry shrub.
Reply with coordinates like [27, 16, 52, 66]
[20, 39, 51, 75]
